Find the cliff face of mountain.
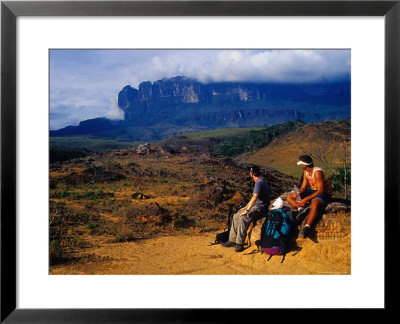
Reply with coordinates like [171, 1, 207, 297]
[118, 77, 205, 116]
[117, 76, 350, 126]
[50, 76, 350, 141]
[118, 76, 267, 116]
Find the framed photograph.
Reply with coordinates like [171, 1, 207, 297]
[2, 0, 398, 321]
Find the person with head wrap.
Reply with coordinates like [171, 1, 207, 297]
[286, 155, 331, 238]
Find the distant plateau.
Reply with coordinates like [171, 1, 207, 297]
[50, 76, 351, 141]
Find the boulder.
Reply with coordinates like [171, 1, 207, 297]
[132, 192, 153, 200]
[137, 143, 150, 154]
[312, 213, 351, 240]
[248, 218, 265, 244]
[324, 201, 351, 213]
[147, 202, 172, 225]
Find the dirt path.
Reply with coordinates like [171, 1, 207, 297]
[50, 232, 351, 275]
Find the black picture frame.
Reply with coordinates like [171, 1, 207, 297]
[1, 0, 398, 322]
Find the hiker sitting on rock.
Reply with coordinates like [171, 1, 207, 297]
[286, 155, 331, 238]
[222, 165, 270, 252]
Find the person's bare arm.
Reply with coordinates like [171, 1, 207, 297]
[299, 171, 308, 193]
[298, 170, 325, 206]
[241, 194, 259, 217]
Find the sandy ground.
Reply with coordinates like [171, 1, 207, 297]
[50, 231, 351, 275]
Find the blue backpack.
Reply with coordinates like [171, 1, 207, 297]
[255, 207, 293, 263]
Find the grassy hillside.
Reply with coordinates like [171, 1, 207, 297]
[183, 126, 265, 140]
[214, 120, 305, 156]
[158, 120, 305, 157]
[50, 121, 350, 181]
[50, 137, 140, 151]
[50, 137, 140, 163]
[50, 128, 266, 163]
[240, 120, 351, 179]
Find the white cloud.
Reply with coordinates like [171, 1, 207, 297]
[105, 97, 125, 120]
[123, 49, 350, 85]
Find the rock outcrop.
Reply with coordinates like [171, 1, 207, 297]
[247, 195, 351, 245]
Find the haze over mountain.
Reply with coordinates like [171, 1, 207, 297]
[50, 76, 350, 141]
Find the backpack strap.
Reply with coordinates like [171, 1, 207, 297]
[266, 211, 283, 244]
[261, 210, 289, 249]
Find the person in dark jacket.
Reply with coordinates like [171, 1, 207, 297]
[222, 165, 270, 252]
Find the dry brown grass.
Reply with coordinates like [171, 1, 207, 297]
[49, 148, 299, 266]
[242, 121, 351, 179]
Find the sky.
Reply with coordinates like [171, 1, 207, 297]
[49, 49, 351, 130]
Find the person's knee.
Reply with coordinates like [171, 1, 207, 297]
[287, 193, 296, 205]
[239, 216, 250, 228]
[240, 215, 248, 224]
[311, 198, 323, 210]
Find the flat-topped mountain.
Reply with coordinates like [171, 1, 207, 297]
[50, 76, 350, 141]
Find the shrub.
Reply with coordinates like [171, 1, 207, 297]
[49, 240, 64, 264]
[331, 164, 351, 198]
[86, 221, 100, 230]
[113, 230, 137, 242]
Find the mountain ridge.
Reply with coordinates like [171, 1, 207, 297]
[50, 76, 350, 141]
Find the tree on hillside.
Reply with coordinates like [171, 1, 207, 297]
[299, 145, 336, 174]
[300, 140, 350, 199]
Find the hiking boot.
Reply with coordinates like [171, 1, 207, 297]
[221, 241, 236, 248]
[299, 226, 311, 238]
[295, 206, 310, 224]
[235, 244, 244, 252]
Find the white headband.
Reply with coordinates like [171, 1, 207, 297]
[297, 161, 312, 166]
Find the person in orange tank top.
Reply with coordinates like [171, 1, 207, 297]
[286, 155, 331, 238]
